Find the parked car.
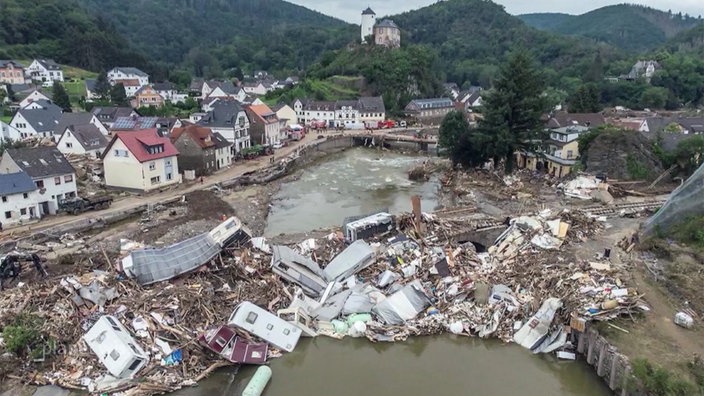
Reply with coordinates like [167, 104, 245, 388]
[272, 142, 284, 149]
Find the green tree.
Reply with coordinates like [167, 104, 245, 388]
[439, 111, 469, 163]
[475, 51, 548, 171]
[585, 51, 604, 83]
[5, 84, 16, 102]
[110, 83, 128, 106]
[93, 72, 111, 100]
[569, 84, 602, 113]
[639, 87, 669, 109]
[52, 82, 72, 112]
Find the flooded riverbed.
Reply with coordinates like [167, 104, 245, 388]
[175, 337, 609, 396]
[177, 147, 611, 396]
[265, 148, 440, 236]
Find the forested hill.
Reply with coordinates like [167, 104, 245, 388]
[665, 24, 704, 55]
[0, 0, 148, 71]
[519, 4, 703, 52]
[388, 0, 616, 88]
[77, 0, 356, 75]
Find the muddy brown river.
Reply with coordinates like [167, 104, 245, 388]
[176, 148, 610, 396]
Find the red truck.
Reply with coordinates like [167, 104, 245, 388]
[377, 120, 397, 129]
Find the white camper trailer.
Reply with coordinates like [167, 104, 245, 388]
[322, 240, 376, 282]
[83, 315, 148, 378]
[228, 301, 302, 352]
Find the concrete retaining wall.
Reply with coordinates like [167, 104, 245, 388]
[575, 325, 632, 395]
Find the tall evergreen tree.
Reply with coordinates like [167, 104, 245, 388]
[568, 84, 602, 113]
[110, 83, 128, 106]
[52, 81, 72, 112]
[94, 72, 111, 100]
[475, 51, 548, 171]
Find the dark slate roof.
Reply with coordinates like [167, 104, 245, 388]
[62, 124, 108, 150]
[85, 78, 97, 92]
[0, 172, 36, 195]
[36, 59, 61, 71]
[335, 100, 358, 110]
[376, 19, 398, 29]
[189, 79, 204, 91]
[676, 117, 704, 133]
[206, 80, 238, 95]
[406, 98, 454, 109]
[303, 101, 336, 111]
[153, 81, 176, 91]
[54, 112, 96, 137]
[17, 101, 62, 133]
[91, 107, 135, 123]
[0, 60, 23, 68]
[212, 132, 231, 149]
[111, 67, 148, 77]
[197, 101, 245, 128]
[357, 96, 385, 113]
[362, 7, 375, 15]
[546, 112, 606, 129]
[5, 147, 75, 178]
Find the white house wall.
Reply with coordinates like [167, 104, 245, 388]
[104, 139, 181, 192]
[0, 190, 42, 225]
[9, 112, 37, 140]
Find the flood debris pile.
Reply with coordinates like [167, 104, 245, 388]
[0, 207, 652, 394]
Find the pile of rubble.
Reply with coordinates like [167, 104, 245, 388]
[0, 208, 650, 394]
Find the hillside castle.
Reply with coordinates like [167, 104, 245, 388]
[361, 7, 401, 48]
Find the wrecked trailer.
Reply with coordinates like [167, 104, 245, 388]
[83, 315, 149, 379]
[198, 325, 269, 364]
[228, 301, 302, 353]
[372, 280, 432, 325]
[322, 240, 376, 282]
[270, 245, 327, 297]
[121, 216, 250, 285]
[343, 212, 395, 242]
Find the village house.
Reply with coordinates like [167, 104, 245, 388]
[0, 121, 20, 141]
[110, 116, 160, 133]
[170, 125, 232, 176]
[85, 79, 99, 101]
[107, 67, 150, 96]
[26, 59, 64, 86]
[19, 90, 52, 109]
[102, 128, 181, 192]
[0, 61, 26, 85]
[443, 83, 460, 100]
[241, 81, 269, 96]
[91, 106, 138, 129]
[293, 99, 335, 127]
[545, 112, 606, 129]
[245, 104, 280, 146]
[152, 82, 178, 103]
[516, 125, 590, 178]
[356, 96, 386, 127]
[0, 147, 77, 215]
[458, 91, 483, 111]
[8, 99, 62, 140]
[272, 103, 298, 128]
[0, 171, 41, 226]
[56, 124, 109, 159]
[625, 60, 661, 82]
[54, 112, 110, 142]
[130, 85, 165, 108]
[196, 101, 251, 155]
[374, 20, 401, 48]
[404, 98, 454, 121]
[293, 97, 386, 128]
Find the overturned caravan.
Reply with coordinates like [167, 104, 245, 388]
[121, 216, 251, 285]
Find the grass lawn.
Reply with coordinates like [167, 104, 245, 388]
[1, 116, 11, 124]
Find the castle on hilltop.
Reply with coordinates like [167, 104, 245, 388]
[361, 7, 401, 48]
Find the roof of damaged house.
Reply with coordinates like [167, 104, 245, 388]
[0, 171, 36, 195]
[103, 128, 179, 163]
[61, 124, 108, 150]
[91, 106, 135, 122]
[197, 101, 245, 128]
[546, 112, 605, 129]
[54, 112, 98, 138]
[5, 146, 75, 178]
[171, 125, 218, 149]
[16, 100, 62, 132]
[245, 104, 277, 124]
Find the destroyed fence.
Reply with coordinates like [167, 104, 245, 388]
[575, 325, 632, 396]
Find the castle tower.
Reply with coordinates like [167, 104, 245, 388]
[361, 7, 376, 43]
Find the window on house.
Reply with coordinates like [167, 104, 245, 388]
[150, 176, 161, 185]
[54, 177, 61, 185]
[4, 211, 10, 219]
[166, 173, 172, 180]
[567, 150, 574, 159]
[1, 196, 6, 202]
[35, 180, 44, 188]
[65, 142, 73, 148]
[245, 312, 258, 324]
[149, 162, 156, 171]
[165, 160, 171, 166]
[23, 193, 28, 199]
[20, 208, 26, 216]
[64, 175, 73, 183]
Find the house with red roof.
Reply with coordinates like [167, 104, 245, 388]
[245, 104, 280, 145]
[101, 129, 181, 192]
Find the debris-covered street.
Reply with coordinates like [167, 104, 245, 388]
[0, 162, 671, 395]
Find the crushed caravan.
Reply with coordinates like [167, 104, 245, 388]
[270, 245, 327, 297]
[322, 240, 376, 282]
[344, 212, 395, 243]
[372, 280, 432, 325]
[83, 315, 149, 379]
[121, 216, 251, 285]
[513, 298, 563, 351]
[198, 325, 268, 364]
[228, 301, 302, 352]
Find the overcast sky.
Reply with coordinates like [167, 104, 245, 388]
[288, 1, 702, 23]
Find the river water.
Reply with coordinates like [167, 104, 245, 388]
[264, 148, 440, 236]
[176, 148, 610, 396]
